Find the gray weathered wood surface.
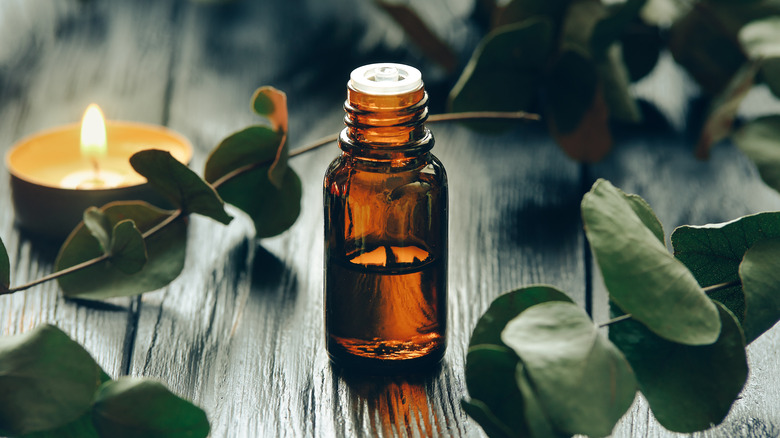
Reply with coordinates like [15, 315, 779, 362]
[0, 1, 777, 437]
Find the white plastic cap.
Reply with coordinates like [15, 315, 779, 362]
[349, 63, 423, 95]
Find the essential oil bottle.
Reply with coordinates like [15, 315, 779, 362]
[323, 63, 448, 373]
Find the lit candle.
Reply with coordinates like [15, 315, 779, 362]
[5, 105, 192, 239]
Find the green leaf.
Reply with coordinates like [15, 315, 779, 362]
[546, 49, 613, 162]
[591, 0, 646, 59]
[739, 16, 780, 98]
[0, 236, 9, 293]
[215, 163, 302, 238]
[620, 20, 662, 82]
[83, 207, 112, 254]
[56, 201, 186, 300]
[465, 345, 529, 436]
[668, 6, 747, 94]
[609, 301, 747, 432]
[514, 365, 565, 438]
[110, 220, 147, 275]
[92, 378, 210, 438]
[672, 211, 780, 342]
[582, 179, 721, 345]
[622, 191, 664, 243]
[469, 285, 573, 348]
[460, 399, 514, 438]
[738, 238, 780, 342]
[502, 301, 636, 437]
[23, 412, 99, 438]
[130, 150, 232, 225]
[595, 44, 642, 123]
[0, 325, 102, 435]
[559, 0, 607, 56]
[448, 18, 553, 131]
[696, 61, 762, 159]
[733, 115, 780, 194]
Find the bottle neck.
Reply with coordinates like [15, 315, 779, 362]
[339, 85, 433, 161]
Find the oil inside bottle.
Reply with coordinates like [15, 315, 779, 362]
[326, 242, 445, 368]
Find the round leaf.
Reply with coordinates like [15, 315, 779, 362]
[465, 345, 529, 436]
[83, 207, 112, 254]
[733, 115, 780, 194]
[23, 411, 100, 438]
[448, 18, 553, 131]
[110, 220, 148, 275]
[0, 325, 101, 435]
[672, 210, 780, 342]
[501, 301, 637, 437]
[215, 164, 302, 238]
[609, 301, 748, 432]
[130, 150, 232, 225]
[469, 285, 574, 348]
[460, 399, 513, 438]
[739, 238, 780, 342]
[92, 378, 209, 438]
[583, 179, 721, 345]
[56, 201, 186, 300]
[252, 86, 288, 134]
[204, 126, 283, 184]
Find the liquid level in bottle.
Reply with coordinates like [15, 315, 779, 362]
[326, 244, 446, 371]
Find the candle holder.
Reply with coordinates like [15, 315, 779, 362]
[6, 121, 192, 240]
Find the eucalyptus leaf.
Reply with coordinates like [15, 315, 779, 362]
[130, 150, 232, 225]
[672, 211, 780, 343]
[23, 412, 99, 438]
[733, 115, 780, 194]
[545, 48, 613, 162]
[582, 179, 721, 345]
[596, 44, 642, 123]
[460, 399, 514, 438]
[0, 325, 102, 435]
[514, 365, 566, 438]
[469, 285, 573, 348]
[448, 18, 553, 131]
[110, 220, 147, 275]
[0, 236, 9, 293]
[83, 207, 112, 254]
[609, 301, 747, 433]
[214, 163, 302, 238]
[622, 191, 664, 243]
[591, 0, 646, 59]
[92, 378, 210, 438]
[620, 19, 662, 82]
[696, 61, 761, 159]
[204, 126, 283, 183]
[738, 238, 780, 342]
[251, 86, 289, 187]
[502, 301, 636, 437]
[56, 201, 186, 300]
[668, 5, 747, 94]
[560, 0, 606, 56]
[739, 16, 780, 98]
[465, 345, 529, 436]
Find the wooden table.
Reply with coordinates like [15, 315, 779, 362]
[1, 1, 778, 436]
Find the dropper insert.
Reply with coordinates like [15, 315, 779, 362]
[349, 63, 423, 95]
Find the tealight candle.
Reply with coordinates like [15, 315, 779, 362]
[5, 104, 192, 240]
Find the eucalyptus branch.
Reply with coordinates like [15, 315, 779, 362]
[2, 110, 539, 297]
[598, 279, 743, 328]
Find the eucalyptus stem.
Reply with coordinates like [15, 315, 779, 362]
[597, 279, 743, 328]
[3, 110, 539, 297]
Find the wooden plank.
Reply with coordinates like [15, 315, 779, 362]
[0, 0, 180, 377]
[126, 2, 587, 437]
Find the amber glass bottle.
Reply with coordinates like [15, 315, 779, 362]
[323, 63, 448, 373]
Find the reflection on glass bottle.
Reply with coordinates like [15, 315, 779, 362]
[324, 63, 448, 372]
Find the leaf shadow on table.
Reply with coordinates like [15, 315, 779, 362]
[250, 244, 298, 303]
[334, 363, 454, 437]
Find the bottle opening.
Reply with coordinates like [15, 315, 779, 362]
[349, 63, 423, 95]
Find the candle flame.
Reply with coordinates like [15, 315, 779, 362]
[80, 104, 107, 158]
